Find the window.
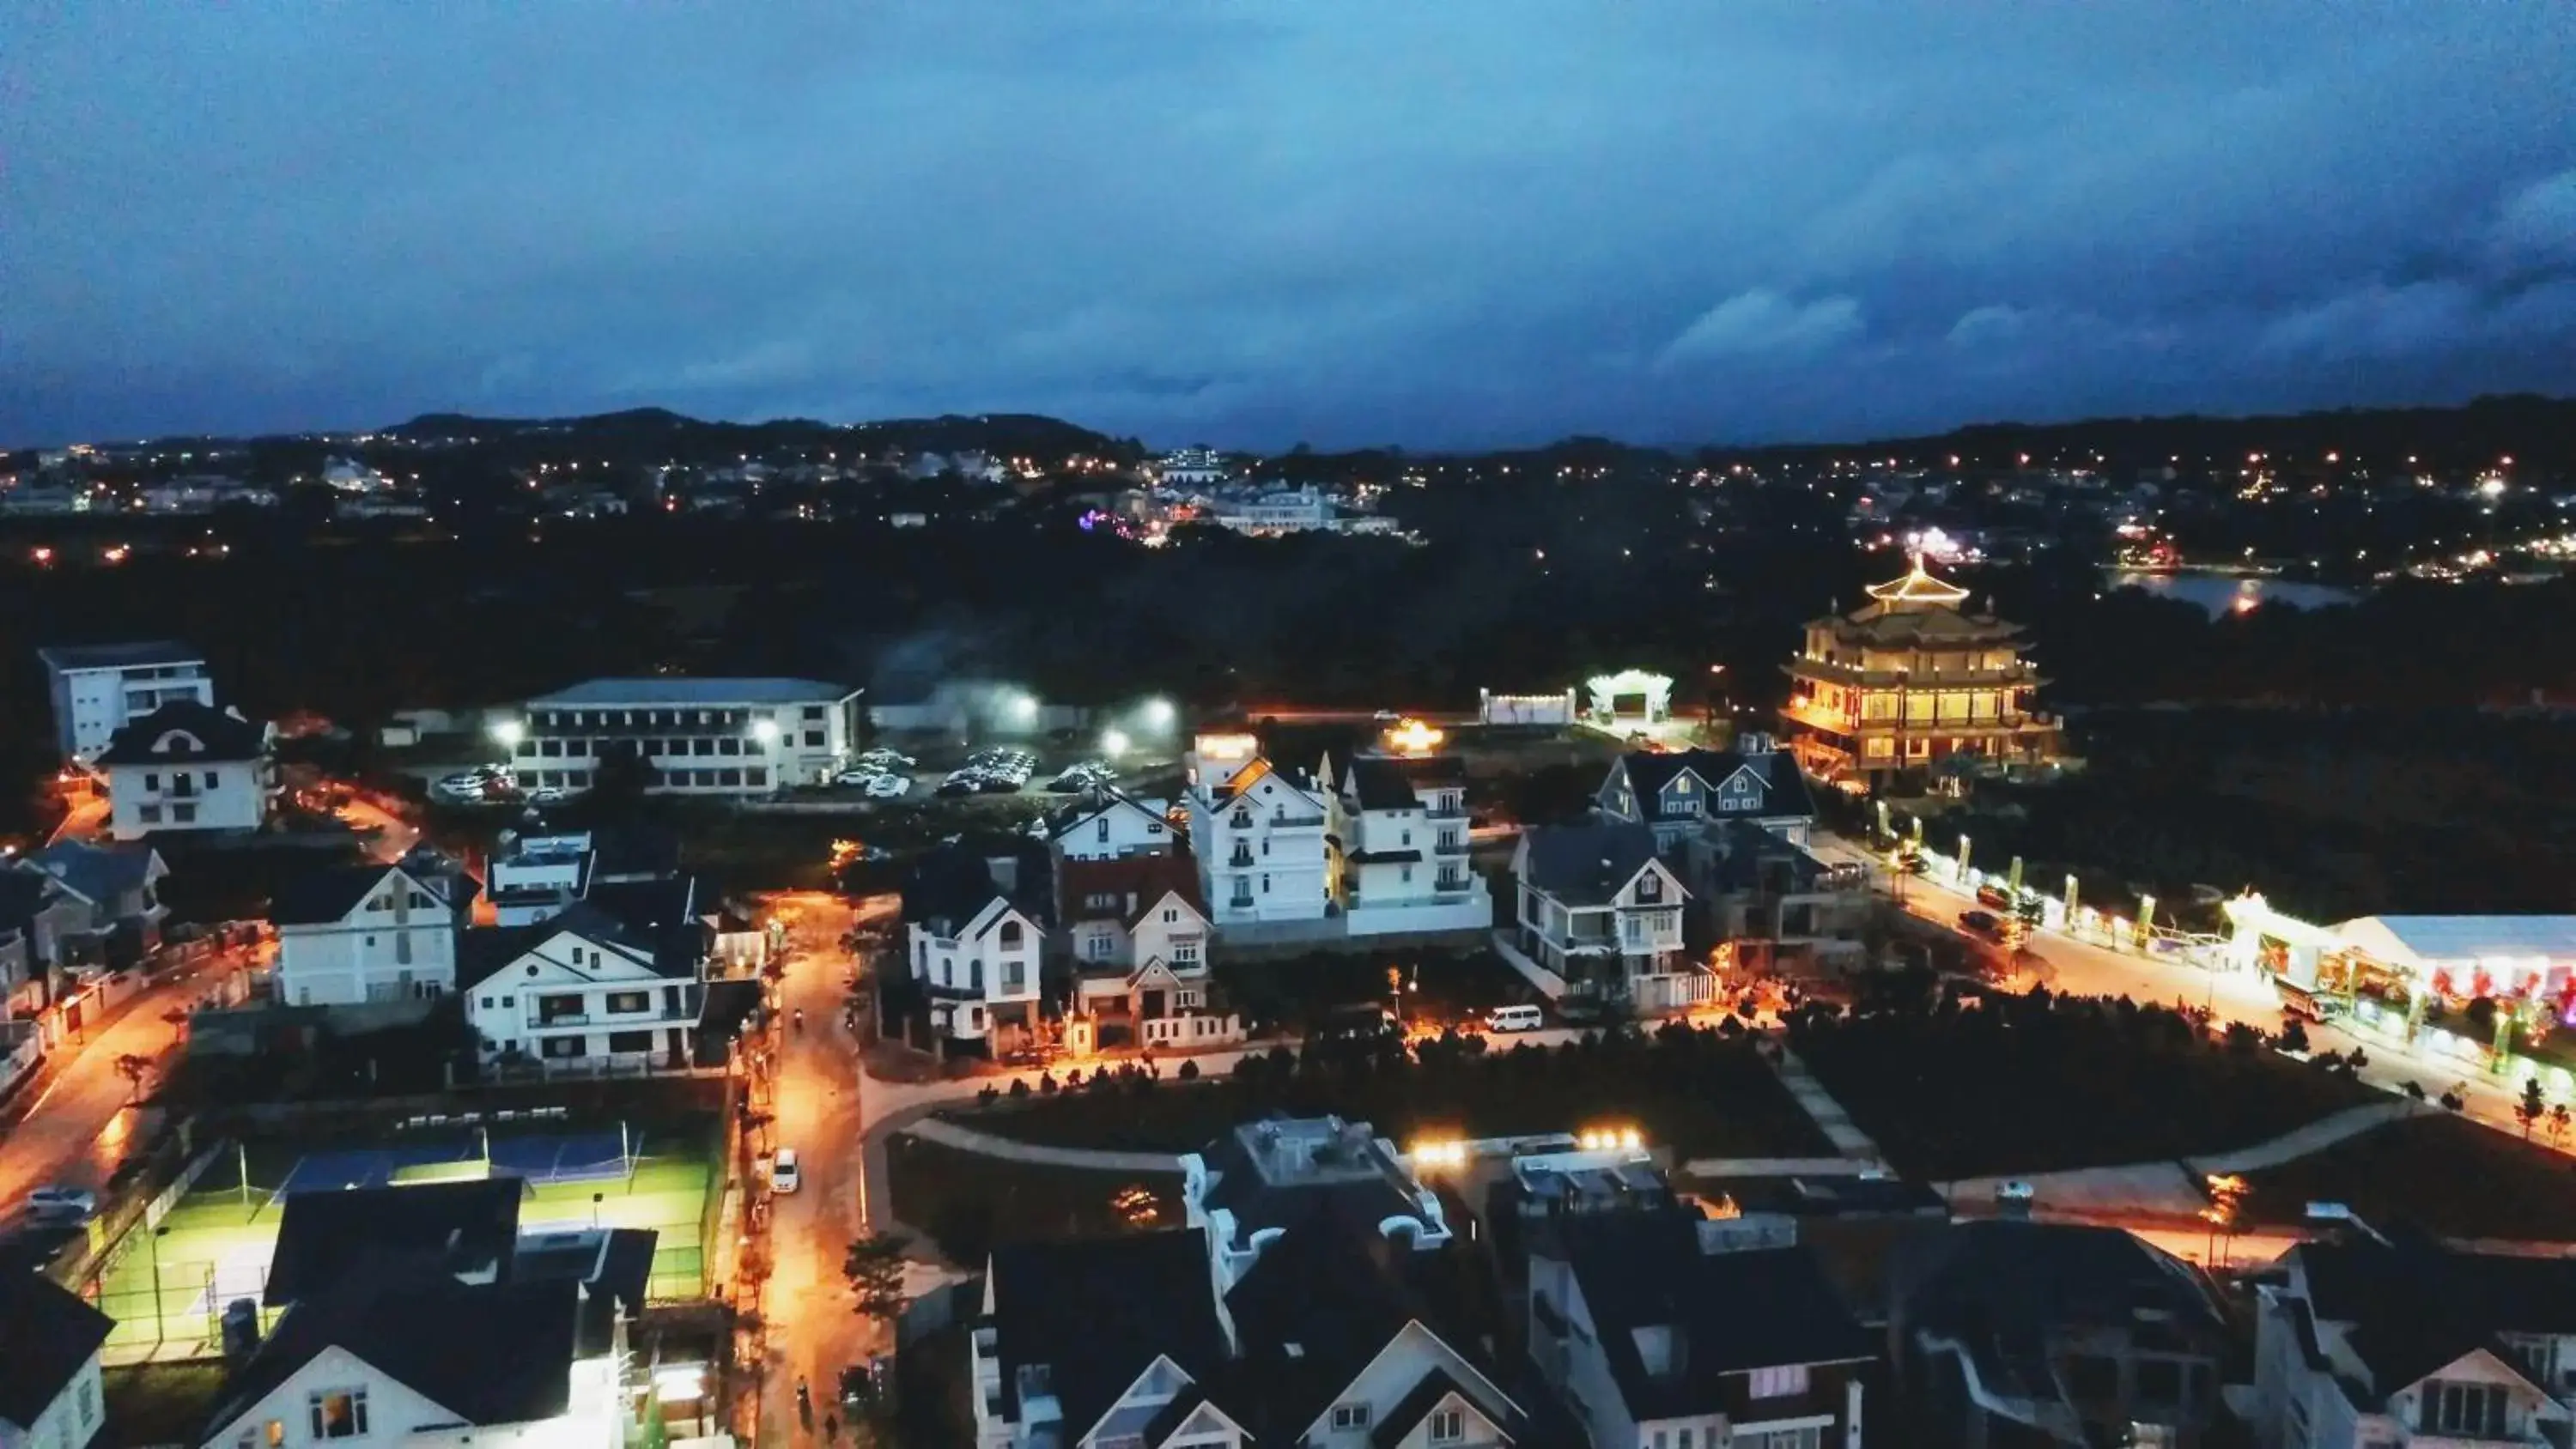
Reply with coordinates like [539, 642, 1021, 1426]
[745, 767, 767, 787]
[803, 706, 826, 720]
[481, 996, 495, 1009]
[803, 730, 824, 748]
[1637, 871, 1662, 901]
[718, 737, 741, 756]
[1330, 1404, 1371, 1431]
[264, 1421, 285, 1449]
[1172, 940, 1200, 965]
[143, 773, 161, 791]
[539, 739, 562, 757]
[606, 991, 651, 1014]
[1084, 933, 1116, 961]
[172, 803, 197, 824]
[541, 1035, 587, 1058]
[692, 738, 714, 756]
[308, 1390, 368, 1439]
[1400, 829, 1412, 846]
[1429, 1408, 1465, 1444]
[2426, 1380, 2506, 1439]
[607, 1029, 654, 1053]
[139, 803, 162, 824]
[78, 1379, 98, 1428]
[718, 768, 743, 787]
[1747, 1363, 1809, 1398]
[999, 920, 1024, 947]
[1097, 818, 1112, 842]
[1400, 866, 1413, 883]
[1163, 907, 1176, 923]
[1003, 960, 1025, 990]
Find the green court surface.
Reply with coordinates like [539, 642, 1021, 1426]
[94, 1154, 714, 1361]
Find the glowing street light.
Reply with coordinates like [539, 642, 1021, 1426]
[1102, 728, 1132, 759]
[1143, 698, 1177, 730]
[1008, 693, 1039, 724]
[750, 719, 780, 745]
[489, 720, 524, 750]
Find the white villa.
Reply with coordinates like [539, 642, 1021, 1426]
[902, 845, 1047, 1049]
[95, 700, 276, 840]
[459, 900, 708, 1072]
[1319, 751, 1490, 937]
[268, 858, 479, 1014]
[1510, 821, 1710, 1014]
[1182, 735, 1331, 926]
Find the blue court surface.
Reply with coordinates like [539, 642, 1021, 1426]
[270, 1130, 631, 1198]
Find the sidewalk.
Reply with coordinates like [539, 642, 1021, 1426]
[1766, 1045, 1884, 1162]
[898, 1115, 1183, 1173]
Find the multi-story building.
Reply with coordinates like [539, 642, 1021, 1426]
[459, 899, 707, 1071]
[1044, 788, 1177, 862]
[1180, 1115, 1455, 1288]
[1154, 447, 1231, 488]
[972, 1214, 1517, 1449]
[1595, 744, 1815, 854]
[900, 843, 1048, 1050]
[0, 1270, 112, 1449]
[1778, 560, 2064, 788]
[499, 677, 863, 797]
[1182, 735, 1331, 926]
[1319, 752, 1490, 937]
[482, 827, 679, 927]
[1889, 1220, 2227, 1449]
[94, 700, 276, 840]
[268, 858, 478, 1011]
[1510, 821, 1708, 1013]
[1526, 1210, 1876, 1449]
[38, 640, 216, 761]
[1055, 850, 1237, 1052]
[1684, 819, 1873, 973]
[2253, 1234, 2576, 1449]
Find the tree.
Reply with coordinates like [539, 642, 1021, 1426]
[2517, 1076, 2547, 1139]
[114, 1052, 154, 1102]
[843, 1234, 909, 1325]
[2550, 1102, 2570, 1145]
[2277, 1017, 2310, 1053]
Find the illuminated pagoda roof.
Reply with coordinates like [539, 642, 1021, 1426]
[1862, 558, 1971, 609]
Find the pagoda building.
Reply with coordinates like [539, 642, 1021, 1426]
[1778, 559, 2063, 788]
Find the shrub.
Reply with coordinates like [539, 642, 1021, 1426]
[1008, 1076, 1031, 1099]
[1037, 1071, 1058, 1095]
[1177, 1059, 1200, 1082]
[976, 1084, 1000, 1107]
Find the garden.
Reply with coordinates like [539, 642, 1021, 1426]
[882, 1137, 1182, 1266]
[1790, 988, 2383, 1180]
[2236, 1113, 2576, 1243]
[936, 1023, 1833, 1161]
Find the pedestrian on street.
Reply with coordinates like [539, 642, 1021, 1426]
[822, 1414, 839, 1444]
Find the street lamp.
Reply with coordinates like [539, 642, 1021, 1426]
[750, 719, 780, 746]
[1102, 728, 1131, 760]
[489, 720, 524, 751]
[1144, 698, 1176, 731]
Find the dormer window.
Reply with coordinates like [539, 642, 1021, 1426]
[1637, 872, 1662, 902]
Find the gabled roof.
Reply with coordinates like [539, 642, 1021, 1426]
[0, 1270, 114, 1428]
[1516, 822, 1672, 906]
[1058, 852, 1208, 929]
[985, 1228, 1229, 1440]
[581, 876, 701, 938]
[37, 640, 204, 673]
[902, 842, 1047, 936]
[1045, 786, 1173, 842]
[1372, 1367, 1509, 1449]
[269, 863, 422, 927]
[210, 1273, 582, 1440]
[1608, 749, 1814, 824]
[94, 700, 268, 766]
[2293, 1237, 2576, 1398]
[25, 840, 166, 906]
[1555, 1214, 1871, 1422]
[456, 901, 702, 991]
[1343, 759, 1425, 814]
[1897, 1221, 2221, 1410]
[264, 1177, 526, 1307]
[0, 869, 67, 934]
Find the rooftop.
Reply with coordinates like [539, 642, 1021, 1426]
[0, 1270, 115, 1429]
[94, 700, 269, 766]
[525, 676, 858, 707]
[37, 640, 204, 672]
[264, 1176, 526, 1307]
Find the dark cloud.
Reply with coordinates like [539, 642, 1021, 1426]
[3, 1, 2572, 447]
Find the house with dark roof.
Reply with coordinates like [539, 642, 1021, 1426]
[96, 700, 276, 840]
[1319, 751, 1491, 939]
[1527, 1211, 1874, 1449]
[23, 839, 170, 953]
[900, 840, 1048, 1050]
[1595, 747, 1815, 854]
[1887, 1220, 2226, 1449]
[1682, 818, 1872, 973]
[268, 858, 477, 1013]
[1047, 787, 1179, 862]
[201, 1271, 626, 1449]
[1182, 1115, 1454, 1288]
[0, 1268, 112, 1449]
[2254, 1235, 2576, 1449]
[1056, 849, 1239, 1053]
[1, 854, 137, 1015]
[39, 639, 214, 761]
[970, 1220, 1522, 1449]
[459, 898, 708, 1073]
[1509, 822, 1710, 1014]
[264, 1178, 527, 1308]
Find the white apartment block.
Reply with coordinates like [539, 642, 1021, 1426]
[39, 640, 216, 761]
[1183, 736, 1330, 925]
[95, 700, 276, 840]
[269, 860, 476, 1009]
[501, 676, 862, 797]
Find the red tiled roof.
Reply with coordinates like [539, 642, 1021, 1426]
[1057, 850, 1207, 928]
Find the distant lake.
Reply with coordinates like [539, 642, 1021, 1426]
[2105, 571, 2366, 618]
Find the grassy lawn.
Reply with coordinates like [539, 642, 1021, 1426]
[2238, 1114, 2576, 1243]
[102, 1362, 228, 1447]
[943, 1029, 1832, 1161]
[884, 1137, 1181, 1265]
[1795, 994, 2382, 1180]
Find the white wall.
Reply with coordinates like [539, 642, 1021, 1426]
[1297, 1324, 1513, 1449]
[908, 906, 1042, 1040]
[1054, 799, 1174, 861]
[54, 663, 214, 759]
[0, 1349, 101, 1449]
[199, 1346, 620, 1449]
[1190, 767, 1330, 925]
[274, 874, 459, 1008]
[465, 927, 697, 1063]
[107, 758, 268, 840]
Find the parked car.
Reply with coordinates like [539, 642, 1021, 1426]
[1974, 883, 2014, 910]
[525, 786, 574, 806]
[1483, 1003, 1545, 1034]
[865, 774, 912, 799]
[1957, 909, 2005, 939]
[769, 1149, 799, 1194]
[21, 1185, 97, 1222]
[835, 767, 884, 787]
[936, 770, 986, 797]
[856, 749, 916, 768]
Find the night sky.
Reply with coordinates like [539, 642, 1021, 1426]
[7, 3, 2573, 449]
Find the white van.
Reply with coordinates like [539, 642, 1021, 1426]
[1483, 1004, 1544, 1034]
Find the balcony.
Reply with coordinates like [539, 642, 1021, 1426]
[1267, 813, 1325, 829]
[1425, 803, 1467, 819]
[1433, 837, 1469, 856]
[1229, 851, 1255, 869]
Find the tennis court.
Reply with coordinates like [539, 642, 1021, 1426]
[94, 1126, 715, 1361]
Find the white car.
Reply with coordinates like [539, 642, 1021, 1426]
[835, 768, 883, 787]
[23, 1185, 97, 1221]
[769, 1148, 800, 1195]
[866, 774, 912, 799]
[525, 786, 574, 806]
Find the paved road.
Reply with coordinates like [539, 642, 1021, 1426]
[1814, 831, 2560, 1150]
[756, 892, 876, 1449]
[0, 955, 242, 1223]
